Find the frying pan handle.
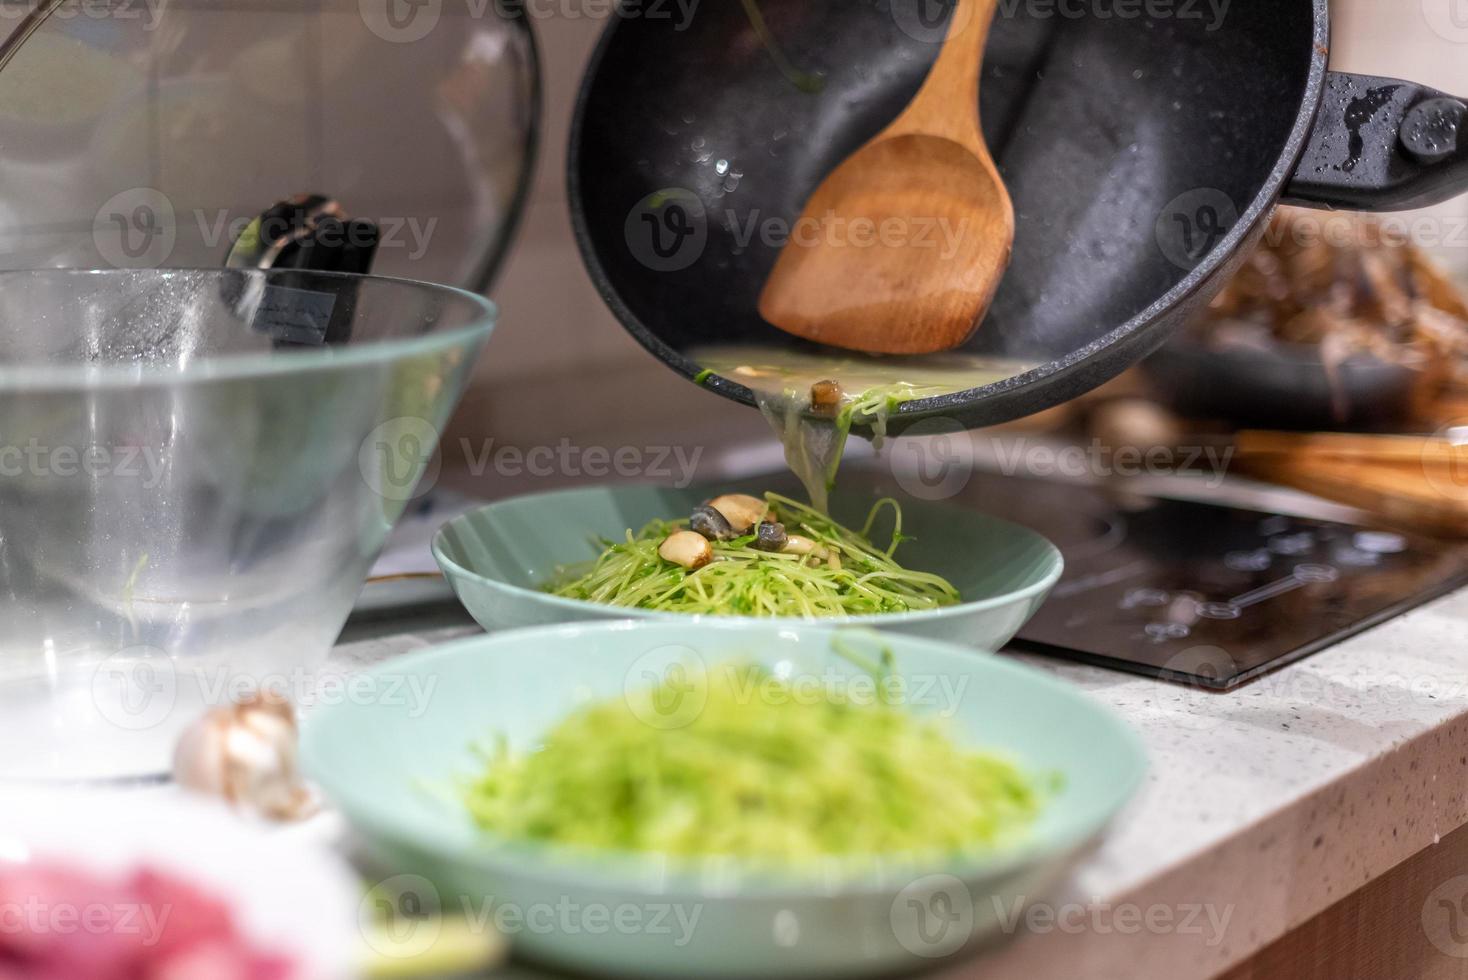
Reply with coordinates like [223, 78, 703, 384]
[1283, 72, 1468, 212]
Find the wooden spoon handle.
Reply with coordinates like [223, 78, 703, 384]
[886, 0, 998, 151]
[1235, 430, 1468, 468]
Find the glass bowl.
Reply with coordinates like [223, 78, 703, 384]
[0, 268, 495, 781]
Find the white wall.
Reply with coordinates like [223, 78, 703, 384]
[1331, 0, 1468, 277]
[443, 12, 770, 483]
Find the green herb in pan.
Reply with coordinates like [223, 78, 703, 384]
[545, 493, 961, 617]
[463, 657, 1042, 862]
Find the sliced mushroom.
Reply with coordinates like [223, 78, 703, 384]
[810, 379, 843, 417]
[659, 530, 713, 570]
[690, 504, 735, 541]
[782, 534, 825, 558]
[753, 521, 788, 552]
[707, 494, 769, 534]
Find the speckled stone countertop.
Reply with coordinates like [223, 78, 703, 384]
[951, 586, 1468, 979]
[319, 581, 1468, 980]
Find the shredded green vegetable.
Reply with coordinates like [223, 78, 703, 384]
[758, 383, 936, 512]
[842, 384, 930, 447]
[463, 658, 1042, 862]
[736, 0, 825, 93]
[546, 493, 961, 617]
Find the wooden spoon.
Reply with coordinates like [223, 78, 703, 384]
[758, 0, 1012, 355]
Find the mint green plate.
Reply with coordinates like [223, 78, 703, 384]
[432, 482, 1062, 648]
[301, 621, 1145, 978]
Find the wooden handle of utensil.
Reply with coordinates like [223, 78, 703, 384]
[1234, 453, 1468, 537]
[1235, 430, 1468, 468]
[1232, 430, 1468, 537]
[886, 0, 998, 152]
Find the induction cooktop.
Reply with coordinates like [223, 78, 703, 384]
[944, 472, 1468, 689]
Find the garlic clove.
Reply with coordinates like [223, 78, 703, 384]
[706, 494, 770, 534]
[782, 534, 826, 558]
[173, 690, 318, 822]
[172, 711, 229, 798]
[658, 530, 714, 570]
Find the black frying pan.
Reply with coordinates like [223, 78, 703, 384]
[567, 0, 1468, 433]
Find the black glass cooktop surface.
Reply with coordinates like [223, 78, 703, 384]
[948, 473, 1468, 689]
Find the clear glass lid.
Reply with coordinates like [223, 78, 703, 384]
[0, 0, 539, 288]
